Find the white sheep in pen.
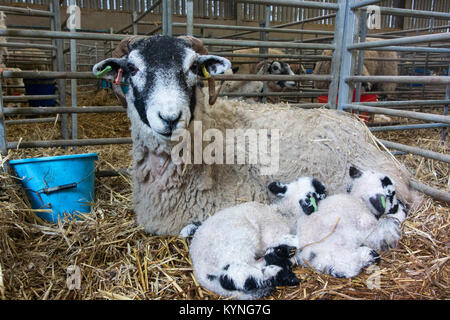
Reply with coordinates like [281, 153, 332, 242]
[313, 38, 399, 99]
[279, 166, 408, 278]
[180, 176, 327, 300]
[92, 35, 421, 236]
[221, 60, 297, 103]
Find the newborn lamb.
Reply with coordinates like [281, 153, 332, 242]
[180, 176, 327, 300]
[270, 166, 407, 278]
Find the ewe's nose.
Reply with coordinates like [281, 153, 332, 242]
[158, 112, 182, 130]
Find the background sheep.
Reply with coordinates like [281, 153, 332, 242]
[269, 167, 407, 278]
[180, 176, 327, 300]
[222, 60, 297, 103]
[230, 48, 286, 74]
[313, 38, 398, 99]
[93, 35, 421, 236]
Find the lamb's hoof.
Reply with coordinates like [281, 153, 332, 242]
[272, 268, 300, 287]
[370, 250, 380, 263]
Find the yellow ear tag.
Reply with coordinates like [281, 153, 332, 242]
[202, 65, 210, 79]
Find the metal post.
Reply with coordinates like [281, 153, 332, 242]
[260, 5, 270, 103]
[162, 0, 172, 36]
[162, 0, 167, 35]
[443, 64, 450, 142]
[132, 11, 138, 35]
[337, 0, 359, 110]
[355, 9, 368, 104]
[68, 0, 77, 143]
[422, 0, 435, 101]
[328, 0, 347, 109]
[167, 0, 172, 37]
[51, 0, 69, 141]
[186, 0, 194, 36]
[70, 40, 77, 141]
[0, 79, 7, 158]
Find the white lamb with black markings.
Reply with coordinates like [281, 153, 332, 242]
[180, 176, 327, 300]
[275, 166, 408, 278]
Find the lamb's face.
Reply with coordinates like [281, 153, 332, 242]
[268, 177, 327, 215]
[348, 166, 398, 218]
[92, 36, 231, 139]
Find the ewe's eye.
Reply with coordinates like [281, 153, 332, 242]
[128, 63, 138, 76]
[190, 62, 199, 74]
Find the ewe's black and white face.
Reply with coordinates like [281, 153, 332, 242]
[92, 36, 231, 139]
[268, 177, 327, 215]
[348, 166, 398, 218]
[267, 61, 296, 89]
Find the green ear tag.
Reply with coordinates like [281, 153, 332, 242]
[310, 197, 318, 212]
[96, 65, 112, 78]
[381, 195, 386, 209]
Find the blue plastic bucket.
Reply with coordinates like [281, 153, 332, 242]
[24, 78, 56, 107]
[9, 153, 98, 223]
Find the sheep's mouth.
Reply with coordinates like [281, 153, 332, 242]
[153, 129, 173, 139]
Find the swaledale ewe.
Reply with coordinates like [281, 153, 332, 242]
[92, 35, 420, 235]
[179, 176, 327, 300]
[313, 37, 398, 99]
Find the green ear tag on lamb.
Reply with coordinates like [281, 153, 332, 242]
[96, 65, 112, 78]
[381, 195, 386, 209]
[310, 197, 318, 212]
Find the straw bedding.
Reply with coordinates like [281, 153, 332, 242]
[0, 101, 448, 300]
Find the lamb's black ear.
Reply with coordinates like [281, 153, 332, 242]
[349, 166, 363, 179]
[381, 176, 393, 188]
[312, 178, 327, 200]
[232, 66, 240, 74]
[268, 181, 287, 197]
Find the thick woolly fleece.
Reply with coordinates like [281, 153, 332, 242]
[129, 84, 421, 235]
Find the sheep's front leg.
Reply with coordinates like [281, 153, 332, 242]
[298, 245, 380, 278]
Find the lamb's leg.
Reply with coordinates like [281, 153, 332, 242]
[297, 244, 380, 278]
[263, 236, 300, 287]
[211, 262, 279, 299]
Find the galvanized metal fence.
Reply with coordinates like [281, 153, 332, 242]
[0, 0, 449, 202]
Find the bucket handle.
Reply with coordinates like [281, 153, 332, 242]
[41, 182, 77, 195]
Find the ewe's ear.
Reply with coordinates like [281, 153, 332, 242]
[92, 57, 128, 81]
[197, 55, 231, 76]
[349, 166, 363, 179]
[268, 181, 287, 197]
[312, 178, 327, 200]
